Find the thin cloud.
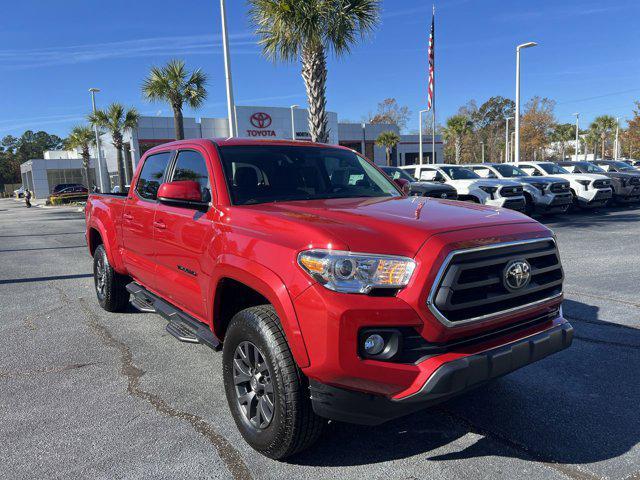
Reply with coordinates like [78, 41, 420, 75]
[495, 3, 629, 22]
[0, 32, 258, 70]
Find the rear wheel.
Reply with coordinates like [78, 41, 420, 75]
[93, 244, 130, 312]
[223, 305, 325, 460]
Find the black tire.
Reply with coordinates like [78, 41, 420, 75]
[222, 305, 325, 460]
[93, 244, 130, 312]
[523, 193, 535, 216]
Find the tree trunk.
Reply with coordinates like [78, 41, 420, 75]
[301, 43, 328, 143]
[114, 137, 126, 191]
[173, 105, 184, 140]
[386, 148, 391, 166]
[455, 139, 461, 164]
[82, 145, 90, 188]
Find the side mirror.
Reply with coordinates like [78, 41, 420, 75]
[157, 180, 206, 208]
[393, 178, 411, 195]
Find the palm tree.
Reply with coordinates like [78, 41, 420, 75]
[443, 115, 472, 164]
[248, 0, 380, 143]
[375, 131, 400, 166]
[65, 126, 95, 188]
[549, 123, 575, 160]
[590, 115, 617, 159]
[142, 59, 207, 140]
[88, 103, 139, 190]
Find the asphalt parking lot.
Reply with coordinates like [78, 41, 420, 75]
[1, 197, 639, 480]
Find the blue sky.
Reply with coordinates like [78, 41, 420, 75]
[1, 0, 639, 138]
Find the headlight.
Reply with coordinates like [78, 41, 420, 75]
[298, 249, 416, 294]
[531, 182, 546, 193]
[576, 180, 590, 189]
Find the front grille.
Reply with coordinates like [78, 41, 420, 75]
[503, 198, 526, 210]
[629, 177, 640, 186]
[593, 179, 610, 189]
[427, 190, 458, 200]
[499, 185, 524, 197]
[550, 182, 570, 193]
[428, 239, 563, 325]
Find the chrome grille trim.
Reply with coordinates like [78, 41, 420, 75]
[426, 238, 563, 328]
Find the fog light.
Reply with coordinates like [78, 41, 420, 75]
[363, 334, 385, 355]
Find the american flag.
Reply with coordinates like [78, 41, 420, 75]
[427, 9, 435, 110]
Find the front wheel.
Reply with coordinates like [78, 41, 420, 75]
[222, 306, 325, 460]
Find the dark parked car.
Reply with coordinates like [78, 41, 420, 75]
[380, 166, 458, 199]
[558, 161, 640, 204]
[49, 185, 89, 204]
[52, 183, 87, 195]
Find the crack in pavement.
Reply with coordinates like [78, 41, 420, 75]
[436, 408, 601, 480]
[0, 362, 99, 379]
[78, 298, 253, 480]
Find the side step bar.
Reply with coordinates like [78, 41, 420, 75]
[126, 282, 221, 351]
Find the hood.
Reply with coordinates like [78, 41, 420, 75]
[232, 196, 541, 257]
[518, 176, 566, 185]
[552, 173, 609, 182]
[451, 178, 522, 188]
[410, 181, 457, 192]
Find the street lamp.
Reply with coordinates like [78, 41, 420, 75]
[419, 109, 428, 164]
[290, 105, 299, 140]
[614, 117, 620, 160]
[573, 113, 580, 160]
[219, 0, 237, 137]
[505, 116, 513, 163]
[88, 88, 106, 192]
[481, 141, 485, 163]
[514, 41, 537, 163]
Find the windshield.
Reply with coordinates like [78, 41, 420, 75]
[218, 145, 401, 205]
[577, 162, 606, 173]
[493, 164, 528, 177]
[381, 167, 415, 182]
[611, 161, 635, 171]
[540, 163, 569, 175]
[440, 166, 480, 180]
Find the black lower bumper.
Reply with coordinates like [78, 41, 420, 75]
[310, 322, 573, 425]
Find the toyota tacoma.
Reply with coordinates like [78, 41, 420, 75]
[85, 139, 573, 459]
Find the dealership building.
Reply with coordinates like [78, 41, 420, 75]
[20, 105, 442, 197]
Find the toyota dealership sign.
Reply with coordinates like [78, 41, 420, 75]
[235, 106, 338, 143]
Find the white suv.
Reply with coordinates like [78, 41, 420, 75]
[516, 162, 612, 208]
[468, 163, 572, 215]
[401, 164, 526, 211]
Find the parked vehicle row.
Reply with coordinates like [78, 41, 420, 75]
[394, 160, 640, 214]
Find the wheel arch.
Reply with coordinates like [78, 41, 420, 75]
[210, 255, 311, 368]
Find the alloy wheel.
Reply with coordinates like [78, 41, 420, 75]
[233, 341, 275, 429]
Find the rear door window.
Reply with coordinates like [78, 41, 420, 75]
[136, 151, 173, 200]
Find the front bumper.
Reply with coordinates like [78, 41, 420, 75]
[310, 321, 573, 425]
[576, 188, 612, 207]
[486, 196, 526, 211]
[535, 192, 572, 212]
[614, 184, 640, 203]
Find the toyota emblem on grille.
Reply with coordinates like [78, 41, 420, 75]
[250, 112, 272, 129]
[503, 259, 531, 291]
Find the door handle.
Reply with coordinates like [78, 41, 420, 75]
[123, 213, 133, 221]
[153, 220, 166, 230]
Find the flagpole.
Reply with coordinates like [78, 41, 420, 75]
[431, 5, 436, 164]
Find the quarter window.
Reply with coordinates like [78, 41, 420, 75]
[170, 150, 212, 202]
[136, 152, 172, 200]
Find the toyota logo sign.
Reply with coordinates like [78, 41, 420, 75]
[250, 112, 272, 129]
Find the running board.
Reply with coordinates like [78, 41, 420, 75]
[126, 282, 221, 350]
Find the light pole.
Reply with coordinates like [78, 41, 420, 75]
[88, 88, 106, 192]
[290, 105, 299, 140]
[614, 117, 620, 160]
[510, 131, 515, 162]
[573, 113, 580, 161]
[219, 0, 237, 137]
[514, 41, 537, 163]
[419, 109, 428, 164]
[481, 141, 485, 163]
[505, 116, 513, 163]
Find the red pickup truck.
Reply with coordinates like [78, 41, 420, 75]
[85, 138, 573, 459]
